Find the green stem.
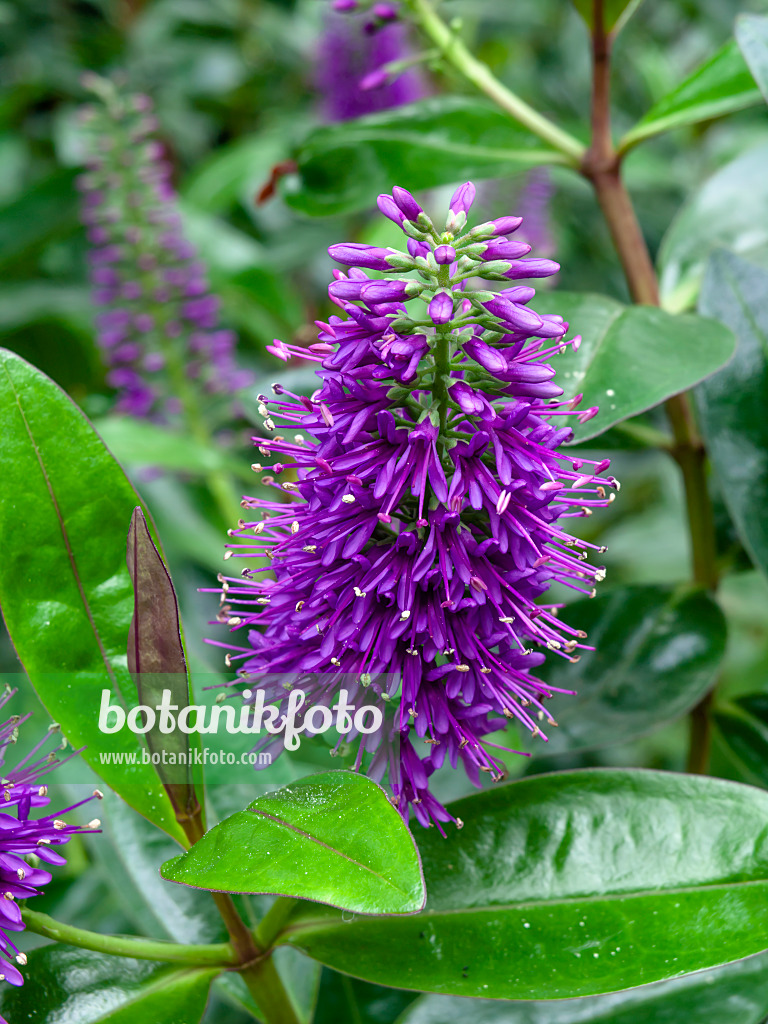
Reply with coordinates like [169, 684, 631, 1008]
[240, 954, 303, 1024]
[404, 0, 586, 164]
[253, 896, 299, 950]
[433, 266, 453, 432]
[22, 909, 236, 967]
[610, 419, 674, 450]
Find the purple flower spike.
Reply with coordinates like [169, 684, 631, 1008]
[332, 0, 358, 9]
[392, 186, 423, 222]
[449, 181, 476, 216]
[449, 380, 492, 416]
[373, 2, 399, 20]
[214, 181, 614, 831]
[360, 68, 389, 91]
[463, 336, 509, 374]
[78, 79, 252, 420]
[483, 295, 544, 333]
[504, 258, 561, 280]
[378, 194, 406, 226]
[481, 239, 532, 261]
[492, 215, 524, 235]
[0, 690, 101, 1003]
[429, 291, 454, 324]
[361, 279, 415, 304]
[318, 10, 428, 122]
[329, 243, 398, 271]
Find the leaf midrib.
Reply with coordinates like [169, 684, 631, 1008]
[2, 361, 118, 689]
[247, 806, 417, 901]
[280, 876, 768, 939]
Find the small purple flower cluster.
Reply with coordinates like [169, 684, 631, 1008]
[78, 80, 252, 419]
[318, 1, 427, 120]
[0, 691, 100, 1008]
[215, 183, 615, 829]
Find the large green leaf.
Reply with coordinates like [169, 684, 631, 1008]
[658, 143, 768, 310]
[532, 292, 735, 442]
[397, 952, 768, 1024]
[715, 694, 768, 790]
[737, 14, 768, 104]
[282, 98, 566, 217]
[161, 771, 426, 916]
[620, 40, 762, 151]
[0, 348, 185, 843]
[696, 251, 768, 580]
[0, 946, 216, 1024]
[280, 771, 768, 998]
[526, 585, 726, 757]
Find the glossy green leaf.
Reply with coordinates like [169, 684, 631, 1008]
[527, 585, 726, 757]
[94, 415, 251, 481]
[620, 40, 762, 151]
[0, 946, 216, 1024]
[696, 251, 768, 580]
[658, 143, 768, 310]
[397, 951, 768, 1024]
[283, 98, 565, 217]
[280, 771, 768, 998]
[162, 771, 426, 915]
[532, 292, 735, 442]
[715, 694, 768, 790]
[0, 348, 185, 843]
[737, 14, 768, 104]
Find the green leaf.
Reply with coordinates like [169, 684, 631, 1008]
[94, 415, 250, 481]
[161, 771, 426, 915]
[527, 585, 726, 757]
[737, 14, 768, 104]
[532, 292, 735, 442]
[0, 349, 185, 843]
[696, 251, 768, 580]
[658, 143, 768, 310]
[0, 946, 216, 1024]
[280, 771, 768, 998]
[283, 98, 565, 217]
[715, 694, 768, 790]
[396, 952, 768, 1024]
[619, 40, 763, 151]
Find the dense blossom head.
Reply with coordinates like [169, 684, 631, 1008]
[318, 4, 427, 122]
[77, 77, 252, 419]
[213, 181, 615, 829]
[0, 690, 100, 1007]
